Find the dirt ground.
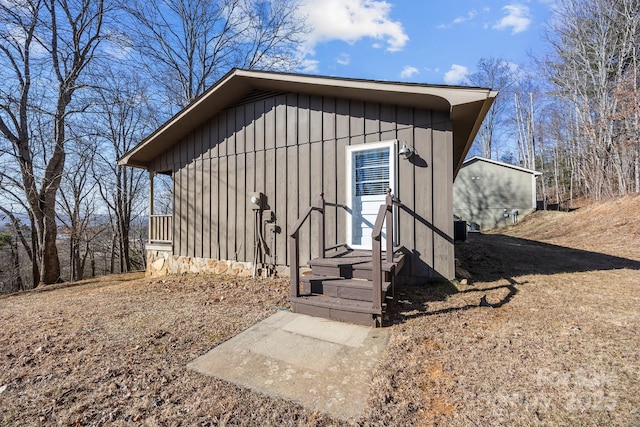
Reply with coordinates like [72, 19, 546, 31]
[1, 195, 639, 426]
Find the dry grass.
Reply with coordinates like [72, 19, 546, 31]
[0, 274, 336, 425]
[1, 195, 639, 426]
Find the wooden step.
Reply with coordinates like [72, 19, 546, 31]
[301, 276, 390, 302]
[300, 275, 341, 294]
[291, 295, 385, 327]
[309, 249, 406, 279]
[310, 256, 398, 271]
[310, 264, 393, 280]
[291, 247, 406, 327]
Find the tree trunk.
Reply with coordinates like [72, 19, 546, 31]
[5, 236, 25, 293]
[29, 216, 40, 288]
[73, 238, 83, 281]
[13, 245, 24, 292]
[40, 214, 61, 285]
[90, 250, 96, 277]
[120, 220, 131, 273]
[78, 240, 90, 281]
[109, 231, 117, 274]
[69, 236, 75, 281]
[634, 143, 640, 193]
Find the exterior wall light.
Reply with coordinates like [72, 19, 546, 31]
[249, 192, 264, 210]
[398, 144, 414, 159]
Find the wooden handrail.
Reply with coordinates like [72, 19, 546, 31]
[371, 203, 387, 312]
[289, 193, 325, 299]
[289, 206, 315, 238]
[371, 188, 401, 312]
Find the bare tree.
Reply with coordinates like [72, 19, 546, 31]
[0, 222, 25, 293]
[57, 136, 106, 281]
[542, 0, 640, 199]
[0, 0, 107, 285]
[468, 57, 519, 160]
[538, 100, 577, 209]
[513, 81, 553, 208]
[514, 92, 536, 171]
[610, 64, 640, 193]
[126, 0, 307, 109]
[91, 68, 151, 273]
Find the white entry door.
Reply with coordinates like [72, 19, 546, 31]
[346, 141, 396, 250]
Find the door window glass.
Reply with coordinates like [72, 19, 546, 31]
[354, 148, 389, 196]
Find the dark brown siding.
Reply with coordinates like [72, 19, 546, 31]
[149, 92, 455, 279]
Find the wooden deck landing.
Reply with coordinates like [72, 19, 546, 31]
[310, 248, 406, 276]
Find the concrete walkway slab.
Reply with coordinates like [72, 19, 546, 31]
[187, 311, 389, 421]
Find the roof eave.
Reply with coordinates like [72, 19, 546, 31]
[451, 90, 498, 178]
[118, 69, 497, 170]
[462, 155, 542, 176]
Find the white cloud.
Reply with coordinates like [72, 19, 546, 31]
[444, 64, 469, 85]
[506, 61, 528, 82]
[336, 53, 350, 66]
[102, 31, 134, 60]
[300, 58, 320, 73]
[400, 66, 419, 79]
[438, 9, 479, 29]
[0, 0, 33, 17]
[102, 40, 132, 60]
[299, 0, 409, 52]
[4, 23, 47, 56]
[493, 4, 532, 34]
[454, 10, 478, 25]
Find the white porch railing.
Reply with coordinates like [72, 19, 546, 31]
[149, 215, 173, 242]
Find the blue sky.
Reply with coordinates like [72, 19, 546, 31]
[297, 0, 555, 85]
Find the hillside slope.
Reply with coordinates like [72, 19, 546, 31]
[455, 193, 640, 284]
[494, 193, 640, 261]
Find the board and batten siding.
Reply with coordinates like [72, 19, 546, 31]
[150, 91, 455, 280]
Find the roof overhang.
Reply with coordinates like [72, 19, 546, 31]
[118, 68, 497, 173]
[462, 156, 543, 176]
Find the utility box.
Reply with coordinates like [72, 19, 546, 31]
[454, 220, 468, 242]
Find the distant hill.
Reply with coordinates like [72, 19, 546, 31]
[0, 212, 29, 233]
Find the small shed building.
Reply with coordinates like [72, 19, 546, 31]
[453, 156, 541, 230]
[119, 69, 496, 325]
